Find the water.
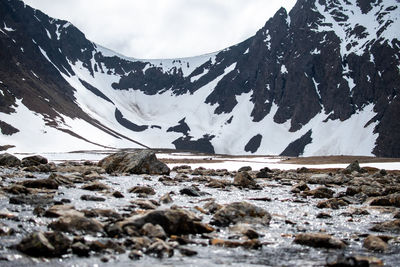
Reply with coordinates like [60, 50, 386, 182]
[1, 167, 399, 266]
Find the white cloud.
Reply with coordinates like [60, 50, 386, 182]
[23, 0, 297, 58]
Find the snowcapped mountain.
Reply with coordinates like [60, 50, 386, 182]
[0, 0, 399, 157]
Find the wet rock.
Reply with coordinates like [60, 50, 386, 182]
[302, 186, 335, 198]
[179, 247, 198, 256]
[140, 223, 167, 240]
[98, 150, 170, 175]
[112, 190, 124, 198]
[145, 239, 174, 258]
[129, 249, 144, 260]
[3, 184, 31, 195]
[210, 201, 271, 227]
[17, 231, 71, 257]
[326, 254, 383, 267]
[294, 233, 346, 249]
[307, 174, 335, 184]
[72, 241, 90, 257]
[346, 186, 361, 196]
[316, 212, 332, 219]
[131, 199, 158, 210]
[210, 238, 261, 249]
[128, 186, 156, 195]
[256, 167, 272, 178]
[0, 208, 17, 219]
[160, 192, 173, 204]
[48, 215, 104, 235]
[116, 208, 213, 236]
[44, 204, 84, 218]
[231, 224, 260, 239]
[48, 173, 75, 186]
[291, 181, 310, 193]
[80, 194, 106, 202]
[363, 235, 388, 252]
[21, 155, 48, 167]
[317, 198, 349, 209]
[370, 193, 400, 207]
[20, 178, 59, 189]
[203, 200, 223, 214]
[370, 219, 400, 233]
[238, 166, 252, 172]
[82, 209, 122, 220]
[180, 186, 203, 197]
[233, 171, 260, 189]
[0, 222, 14, 236]
[125, 237, 152, 250]
[9, 194, 54, 206]
[81, 181, 110, 191]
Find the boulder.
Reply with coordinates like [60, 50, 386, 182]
[20, 178, 59, 189]
[344, 160, 361, 173]
[98, 150, 170, 175]
[210, 201, 271, 227]
[128, 186, 156, 195]
[140, 223, 167, 240]
[17, 231, 71, 257]
[21, 155, 48, 167]
[302, 186, 335, 198]
[210, 238, 261, 249]
[233, 171, 259, 189]
[256, 167, 272, 178]
[44, 205, 84, 218]
[307, 174, 335, 185]
[363, 235, 388, 252]
[0, 153, 21, 167]
[81, 181, 111, 191]
[317, 198, 348, 209]
[294, 233, 346, 249]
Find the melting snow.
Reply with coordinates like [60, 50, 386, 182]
[280, 65, 288, 74]
[3, 22, 15, 32]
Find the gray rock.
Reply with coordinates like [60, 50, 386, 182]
[129, 186, 156, 195]
[344, 160, 361, 173]
[210, 201, 271, 227]
[140, 223, 167, 239]
[307, 174, 335, 184]
[370, 193, 400, 207]
[98, 150, 170, 175]
[238, 166, 252, 172]
[0, 153, 21, 167]
[145, 239, 174, 258]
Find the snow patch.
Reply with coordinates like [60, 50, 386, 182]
[281, 65, 288, 74]
[3, 22, 15, 32]
[243, 48, 249, 55]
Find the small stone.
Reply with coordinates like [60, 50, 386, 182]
[210, 238, 261, 249]
[256, 167, 272, 178]
[370, 219, 400, 233]
[316, 212, 332, 219]
[302, 186, 335, 199]
[129, 249, 144, 260]
[80, 194, 106, 202]
[81, 181, 110, 191]
[179, 247, 198, 256]
[317, 198, 348, 209]
[72, 242, 90, 257]
[180, 186, 202, 197]
[128, 186, 156, 195]
[112, 191, 124, 198]
[291, 181, 310, 193]
[160, 192, 173, 204]
[238, 166, 252, 172]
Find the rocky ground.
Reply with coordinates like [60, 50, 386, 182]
[0, 150, 400, 266]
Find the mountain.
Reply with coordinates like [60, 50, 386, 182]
[0, 0, 399, 157]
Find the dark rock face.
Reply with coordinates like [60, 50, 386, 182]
[0, 153, 21, 167]
[0, 120, 19, 135]
[172, 135, 215, 154]
[244, 134, 262, 153]
[280, 130, 312, 156]
[98, 150, 170, 175]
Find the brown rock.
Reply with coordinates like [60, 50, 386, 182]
[0, 153, 21, 167]
[128, 186, 156, 195]
[48, 215, 104, 234]
[370, 219, 400, 233]
[234, 171, 259, 189]
[17, 231, 71, 257]
[294, 233, 346, 249]
[81, 181, 110, 191]
[210, 238, 261, 249]
[302, 186, 335, 198]
[363, 235, 388, 252]
[317, 198, 348, 209]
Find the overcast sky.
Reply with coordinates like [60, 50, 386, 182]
[23, 0, 297, 59]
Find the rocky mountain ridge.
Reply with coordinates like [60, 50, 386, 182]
[0, 0, 399, 156]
